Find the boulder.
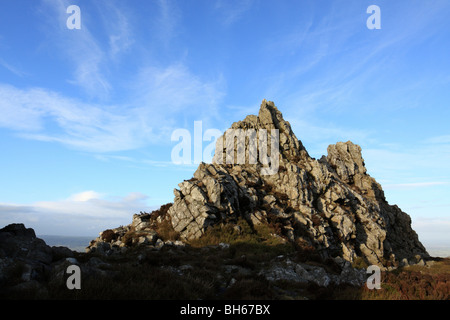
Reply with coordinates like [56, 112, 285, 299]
[0, 223, 75, 296]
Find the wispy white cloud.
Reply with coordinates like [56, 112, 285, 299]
[288, 118, 372, 156]
[94, 153, 199, 171]
[155, 0, 181, 48]
[0, 61, 225, 152]
[0, 85, 46, 131]
[39, 0, 111, 99]
[34, 191, 148, 218]
[384, 182, 448, 190]
[0, 191, 154, 236]
[215, 0, 254, 26]
[412, 217, 450, 249]
[260, 1, 450, 120]
[0, 1, 224, 152]
[133, 63, 225, 122]
[363, 145, 450, 183]
[0, 84, 147, 152]
[424, 135, 450, 145]
[68, 190, 104, 202]
[0, 58, 27, 77]
[38, 0, 141, 99]
[96, 1, 135, 59]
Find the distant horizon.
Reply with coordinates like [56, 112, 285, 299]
[37, 233, 94, 252]
[34, 232, 450, 258]
[38, 233, 96, 239]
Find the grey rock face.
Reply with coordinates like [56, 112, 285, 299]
[0, 224, 53, 267]
[85, 205, 178, 254]
[166, 99, 429, 268]
[0, 223, 74, 295]
[262, 258, 366, 287]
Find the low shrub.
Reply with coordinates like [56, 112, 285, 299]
[100, 229, 116, 243]
[155, 219, 179, 241]
[188, 218, 288, 248]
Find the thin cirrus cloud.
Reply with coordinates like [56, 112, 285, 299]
[214, 0, 254, 27]
[0, 84, 148, 152]
[96, 1, 135, 58]
[363, 146, 450, 184]
[0, 60, 224, 153]
[155, 0, 181, 47]
[0, 58, 28, 78]
[384, 182, 448, 190]
[0, 0, 224, 153]
[39, 0, 113, 99]
[260, 0, 450, 119]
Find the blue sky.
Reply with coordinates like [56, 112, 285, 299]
[0, 0, 449, 251]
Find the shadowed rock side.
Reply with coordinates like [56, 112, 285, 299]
[0, 223, 75, 296]
[165, 100, 428, 268]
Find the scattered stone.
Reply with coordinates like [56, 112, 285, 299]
[219, 243, 230, 249]
[154, 239, 165, 250]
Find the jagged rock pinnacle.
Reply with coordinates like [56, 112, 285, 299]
[165, 100, 428, 267]
[213, 99, 309, 164]
[258, 99, 308, 161]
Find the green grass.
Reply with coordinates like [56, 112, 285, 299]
[188, 218, 290, 247]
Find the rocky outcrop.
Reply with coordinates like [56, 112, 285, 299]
[85, 99, 428, 271]
[85, 203, 185, 255]
[0, 223, 137, 298]
[0, 223, 74, 296]
[262, 256, 367, 287]
[165, 99, 428, 268]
